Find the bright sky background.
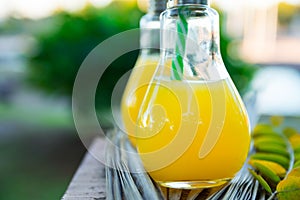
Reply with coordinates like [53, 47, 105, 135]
[0, 0, 114, 19]
[214, 0, 299, 9]
[0, 0, 298, 19]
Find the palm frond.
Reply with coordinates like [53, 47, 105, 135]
[105, 129, 163, 200]
[208, 164, 258, 200]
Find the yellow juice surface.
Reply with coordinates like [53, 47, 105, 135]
[121, 57, 158, 146]
[136, 78, 251, 183]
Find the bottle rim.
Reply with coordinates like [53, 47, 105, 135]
[167, 0, 210, 8]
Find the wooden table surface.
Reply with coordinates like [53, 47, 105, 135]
[61, 136, 229, 200]
[62, 137, 107, 200]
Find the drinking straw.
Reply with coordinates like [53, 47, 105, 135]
[171, 7, 188, 80]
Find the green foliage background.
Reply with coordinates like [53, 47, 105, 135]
[27, 3, 143, 116]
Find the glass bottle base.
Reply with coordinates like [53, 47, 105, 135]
[157, 178, 230, 189]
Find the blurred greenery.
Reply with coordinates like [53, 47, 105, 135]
[27, 2, 142, 105]
[278, 2, 300, 26]
[25, 2, 256, 128]
[25, 2, 143, 127]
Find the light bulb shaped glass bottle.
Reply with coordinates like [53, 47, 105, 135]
[121, 0, 167, 146]
[136, 0, 251, 189]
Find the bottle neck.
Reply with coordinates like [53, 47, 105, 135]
[160, 5, 225, 80]
[138, 0, 166, 55]
[139, 14, 161, 55]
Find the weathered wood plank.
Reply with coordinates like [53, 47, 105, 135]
[62, 137, 107, 200]
[62, 136, 228, 200]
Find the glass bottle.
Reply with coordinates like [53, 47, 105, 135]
[121, 0, 166, 146]
[136, 0, 251, 189]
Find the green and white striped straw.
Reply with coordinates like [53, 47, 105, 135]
[171, 7, 188, 80]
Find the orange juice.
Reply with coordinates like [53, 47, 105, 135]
[136, 78, 251, 188]
[121, 57, 158, 146]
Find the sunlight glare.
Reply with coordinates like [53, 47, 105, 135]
[137, 0, 148, 12]
[10, 0, 58, 18]
[213, 0, 299, 10]
[0, 0, 116, 19]
[58, 0, 87, 12]
[89, 0, 112, 7]
[0, 1, 12, 19]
